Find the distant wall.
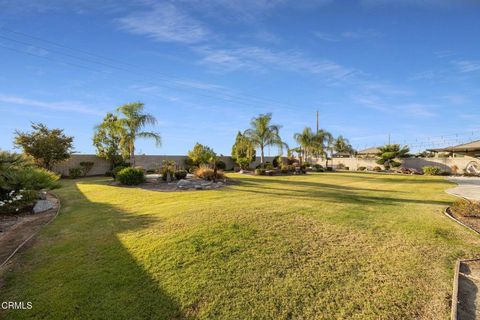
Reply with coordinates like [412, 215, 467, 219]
[53, 154, 280, 176]
[310, 156, 478, 173]
[54, 154, 480, 176]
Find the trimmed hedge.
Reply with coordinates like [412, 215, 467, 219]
[422, 166, 442, 176]
[116, 167, 145, 185]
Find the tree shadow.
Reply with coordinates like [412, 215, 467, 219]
[0, 180, 188, 319]
[233, 175, 451, 207]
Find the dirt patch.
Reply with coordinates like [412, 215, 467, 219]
[0, 193, 59, 270]
[457, 260, 480, 319]
[448, 209, 480, 235]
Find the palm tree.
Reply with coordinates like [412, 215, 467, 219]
[333, 135, 354, 155]
[244, 113, 287, 164]
[117, 102, 161, 166]
[313, 129, 333, 167]
[293, 127, 315, 164]
[376, 144, 410, 169]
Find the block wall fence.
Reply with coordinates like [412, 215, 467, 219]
[53, 154, 480, 176]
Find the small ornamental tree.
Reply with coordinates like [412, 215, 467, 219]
[93, 113, 126, 169]
[231, 132, 256, 169]
[187, 143, 216, 166]
[376, 144, 410, 169]
[14, 123, 74, 170]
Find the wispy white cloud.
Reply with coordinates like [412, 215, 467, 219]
[0, 94, 103, 115]
[116, 3, 209, 44]
[353, 94, 436, 117]
[196, 46, 356, 80]
[452, 60, 480, 73]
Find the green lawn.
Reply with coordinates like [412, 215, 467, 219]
[1, 173, 479, 319]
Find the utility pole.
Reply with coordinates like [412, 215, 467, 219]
[316, 110, 319, 133]
[388, 134, 391, 145]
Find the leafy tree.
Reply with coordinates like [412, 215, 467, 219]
[188, 143, 216, 166]
[93, 113, 126, 168]
[14, 123, 73, 170]
[116, 102, 161, 166]
[244, 113, 287, 164]
[376, 144, 410, 169]
[231, 131, 256, 169]
[333, 135, 354, 155]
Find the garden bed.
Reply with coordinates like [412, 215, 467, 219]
[0, 193, 60, 271]
[110, 174, 227, 192]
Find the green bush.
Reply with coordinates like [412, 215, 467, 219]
[174, 170, 188, 180]
[357, 166, 366, 171]
[79, 161, 94, 176]
[280, 164, 289, 174]
[68, 167, 83, 179]
[272, 156, 282, 168]
[116, 167, 145, 185]
[255, 168, 266, 175]
[0, 152, 60, 214]
[372, 166, 382, 172]
[257, 162, 274, 170]
[336, 163, 346, 170]
[422, 166, 442, 176]
[312, 164, 324, 172]
[160, 160, 176, 181]
[451, 199, 480, 217]
[215, 160, 226, 170]
[112, 165, 128, 178]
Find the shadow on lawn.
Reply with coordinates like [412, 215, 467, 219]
[1, 180, 188, 320]
[234, 176, 450, 207]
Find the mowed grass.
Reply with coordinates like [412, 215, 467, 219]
[1, 172, 480, 319]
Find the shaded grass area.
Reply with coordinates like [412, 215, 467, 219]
[1, 172, 480, 319]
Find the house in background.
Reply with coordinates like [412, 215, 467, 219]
[356, 147, 380, 159]
[427, 140, 480, 158]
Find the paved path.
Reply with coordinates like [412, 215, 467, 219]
[446, 177, 480, 201]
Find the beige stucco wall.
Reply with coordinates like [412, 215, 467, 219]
[310, 156, 478, 173]
[53, 154, 281, 176]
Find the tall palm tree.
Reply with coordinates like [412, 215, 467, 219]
[293, 127, 315, 164]
[244, 113, 287, 164]
[117, 102, 161, 166]
[313, 129, 333, 167]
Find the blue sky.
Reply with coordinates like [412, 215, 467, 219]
[1, 0, 480, 155]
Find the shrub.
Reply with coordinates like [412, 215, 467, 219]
[272, 156, 282, 168]
[357, 166, 366, 171]
[336, 163, 346, 170]
[116, 167, 145, 185]
[146, 169, 156, 174]
[304, 162, 311, 168]
[68, 167, 83, 179]
[255, 168, 266, 175]
[326, 167, 333, 172]
[257, 162, 274, 170]
[174, 170, 188, 180]
[312, 164, 323, 171]
[215, 160, 226, 170]
[372, 166, 382, 172]
[422, 166, 442, 176]
[280, 164, 289, 174]
[451, 199, 480, 218]
[79, 161, 94, 176]
[112, 165, 127, 178]
[0, 152, 60, 214]
[194, 165, 224, 181]
[160, 160, 176, 181]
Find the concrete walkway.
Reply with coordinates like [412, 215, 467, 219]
[446, 177, 480, 201]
